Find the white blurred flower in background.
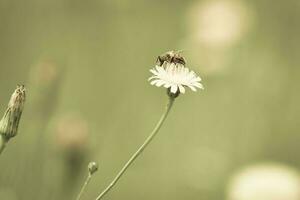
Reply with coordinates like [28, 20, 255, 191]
[188, 0, 252, 48]
[182, 0, 254, 75]
[227, 163, 300, 200]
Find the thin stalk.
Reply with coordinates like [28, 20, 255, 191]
[95, 96, 175, 200]
[76, 174, 92, 200]
[0, 135, 7, 155]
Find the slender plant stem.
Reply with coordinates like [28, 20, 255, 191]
[95, 96, 175, 200]
[76, 174, 92, 200]
[0, 135, 7, 155]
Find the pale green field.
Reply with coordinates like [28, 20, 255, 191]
[0, 0, 300, 200]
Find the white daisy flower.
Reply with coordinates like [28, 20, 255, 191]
[149, 62, 203, 94]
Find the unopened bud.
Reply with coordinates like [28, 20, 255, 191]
[88, 161, 98, 175]
[0, 85, 26, 139]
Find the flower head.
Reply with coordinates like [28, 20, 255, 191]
[0, 85, 26, 139]
[149, 62, 203, 96]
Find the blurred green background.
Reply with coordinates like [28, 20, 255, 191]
[0, 0, 300, 200]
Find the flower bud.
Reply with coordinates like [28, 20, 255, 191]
[0, 85, 26, 140]
[88, 161, 99, 175]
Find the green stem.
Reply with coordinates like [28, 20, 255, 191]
[95, 96, 175, 200]
[0, 135, 7, 155]
[76, 174, 92, 200]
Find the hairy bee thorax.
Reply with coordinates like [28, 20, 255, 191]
[156, 50, 186, 66]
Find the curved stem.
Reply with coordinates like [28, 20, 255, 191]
[76, 174, 92, 200]
[95, 97, 175, 200]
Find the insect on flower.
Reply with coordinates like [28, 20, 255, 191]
[150, 51, 203, 96]
[156, 50, 186, 66]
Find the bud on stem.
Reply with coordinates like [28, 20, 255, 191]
[0, 85, 26, 154]
[88, 161, 99, 175]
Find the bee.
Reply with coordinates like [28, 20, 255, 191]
[156, 50, 186, 66]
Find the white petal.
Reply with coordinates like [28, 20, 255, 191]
[155, 65, 161, 71]
[150, 69, 158, 75]
[164, 83, 172, 88]
[194, 76, 201, 81]
[156, 66, 165, 73]
[178, 85, 185, 94]
[193, 82, 204, 89]
[148, 76, 157, 81]
[150, 80, 159, 85]
[170, 85, 178, 93]
[155, 80, 165, 87]
[187, 85, 197, 91]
